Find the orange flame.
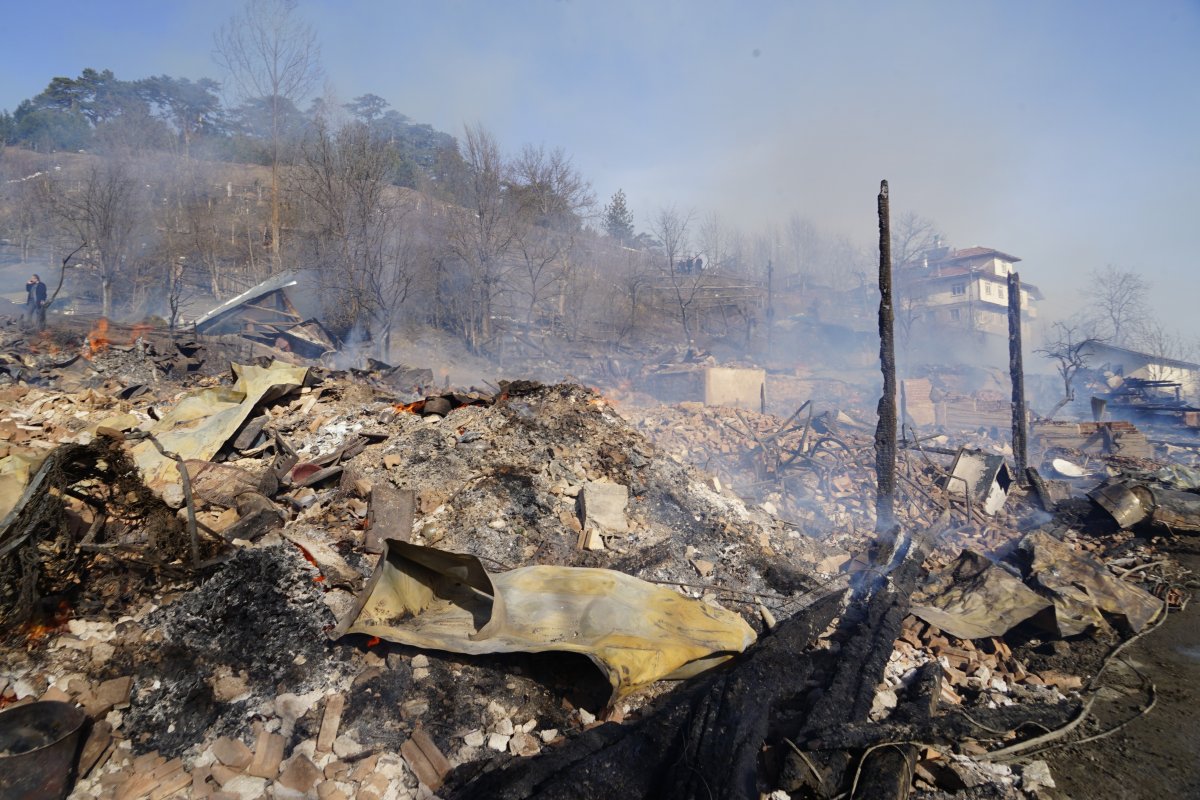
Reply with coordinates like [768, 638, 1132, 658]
[18, 598, 71, 643]
[84, 318, 111, 360]
[394, 400, 426, 415]
[291, 542, 326, 583]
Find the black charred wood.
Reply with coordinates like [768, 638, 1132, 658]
[780, 518, 943, 797]
[1008, 272, 1029, 478]
[446, 589, 847, 800]
[1148, 486, 1200, 533]
[874, 180, 898, 531]
[365, 485, 415, 553]
[796, 700, 1082, 752]
[851, 744, 915, 800]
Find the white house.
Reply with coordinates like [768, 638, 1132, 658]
[896, 246, 1043, 336]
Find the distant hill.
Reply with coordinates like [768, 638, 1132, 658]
[0, 70, 460, 192]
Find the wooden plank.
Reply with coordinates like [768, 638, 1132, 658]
[366, 485, 415, 553]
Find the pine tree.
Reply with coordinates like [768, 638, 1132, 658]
[602, 188, 635, 245]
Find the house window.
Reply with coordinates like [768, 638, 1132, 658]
[982, 284, 991, 297]
[952, 283, 966, 296]
[950, 309, 961, 321]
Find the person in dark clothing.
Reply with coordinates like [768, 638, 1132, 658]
[25, 274, 47, 328]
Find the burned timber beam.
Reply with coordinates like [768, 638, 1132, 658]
[449, 517, 946, 799]
[779, 513, 946, 797]
[446, 587, 848, 800]
[1008, 271, 1029, 477]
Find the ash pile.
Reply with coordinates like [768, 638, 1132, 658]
[0, 314, 1197, 800]
[0, 315, 832, 800]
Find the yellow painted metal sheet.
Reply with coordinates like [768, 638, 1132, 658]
[336, 540, 757, 701]
[130, 361, 307, 491]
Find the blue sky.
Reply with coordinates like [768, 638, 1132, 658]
[3, 1, 1199, 340]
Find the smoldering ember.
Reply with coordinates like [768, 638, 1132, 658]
[3, 19, 1200, 800]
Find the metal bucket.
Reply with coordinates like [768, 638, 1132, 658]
[0, 700, 88, 800]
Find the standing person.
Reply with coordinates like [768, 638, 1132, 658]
[25, 274, 47, 329]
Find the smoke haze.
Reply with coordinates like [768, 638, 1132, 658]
[2, 1, 1198, 336]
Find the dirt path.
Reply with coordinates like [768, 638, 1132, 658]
[1043, 544, 1200, 799]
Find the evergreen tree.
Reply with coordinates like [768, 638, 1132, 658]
[603, 188, 635, 245]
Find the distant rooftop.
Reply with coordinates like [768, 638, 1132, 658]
[937, 247, 1022, 264]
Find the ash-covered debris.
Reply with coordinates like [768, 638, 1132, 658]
[340, 382, 833, 610]
[2, 309, 1197, 799]
[125, 545, 339, 757]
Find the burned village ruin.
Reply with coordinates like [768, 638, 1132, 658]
[2, 5, 1200, 800]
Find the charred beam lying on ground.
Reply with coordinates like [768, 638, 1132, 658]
[794, 699, 1082, 753]
[450, 510, 949, 800]
[446, 588, 847, 800]
[778, 514, 946, 798]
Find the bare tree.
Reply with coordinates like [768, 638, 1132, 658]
[293, 119, 414, 354]
[610, 246, 657, 348]
[444, 123, 515, 352]
[41, 161, 142, 316]
[511, 226, 569, 329]
[1035, 319, 1102, 419]
[891, 211, 942, 270]
[698, 212, 732, 272]
[1083, 266, 1149, 346]
[185, 180, 234, 299]
[650, 206, 702, 342]
[780, 214, 866, 290]
[507, 144, 594, 231]
[781, 215, 818, 291]
[215, 0, 322, 270]
[0, 178, 46, 262]
[165, 258, 198, 331]
[506, 145, 594, 330]
[1135, 320, 1197, 380]
[894, 291, 926, 363]
[149, 157, 199, 327]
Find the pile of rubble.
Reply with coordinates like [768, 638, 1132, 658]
[0, 313, 1196, 800]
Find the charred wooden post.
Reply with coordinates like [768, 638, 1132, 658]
[874, 180, 897, 531]
[1008, 271, 1028, 477]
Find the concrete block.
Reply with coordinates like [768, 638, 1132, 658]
[578, 482, 628, 533]
[703, 367, 765, 411]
